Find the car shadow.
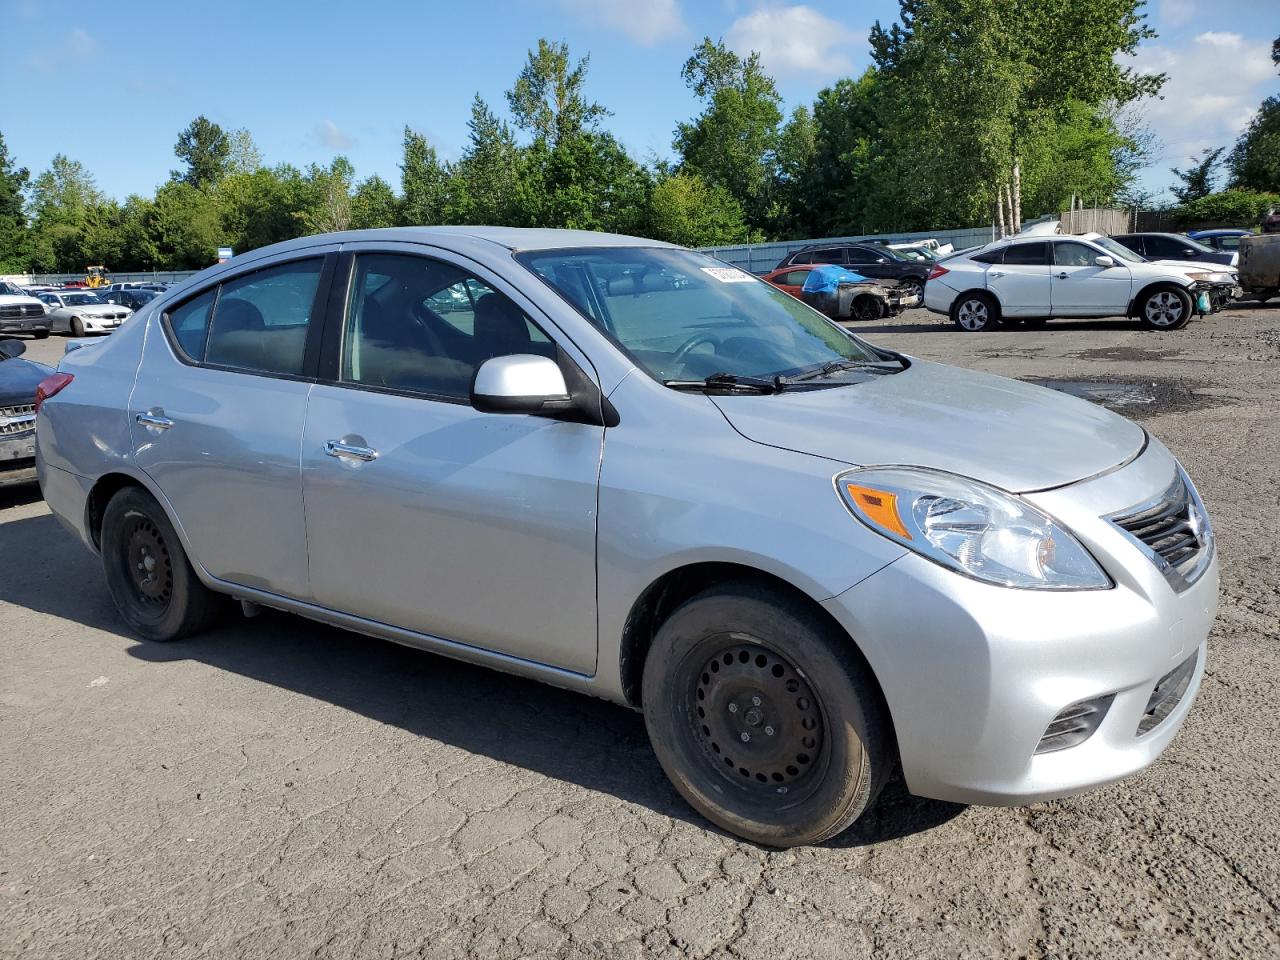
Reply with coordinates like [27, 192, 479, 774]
[1, 508, 965, 847]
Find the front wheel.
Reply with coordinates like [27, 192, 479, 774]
[897, 278, 923, 301]
[71, 317, 85, 338]
[951, 292, 1000, 331]
[850, 294, 883, 322]
[642, 583, 890, 847]
[1140, 287, 1193, 330]
[33, 330, 50, 340]
[100, 487, 221, 641]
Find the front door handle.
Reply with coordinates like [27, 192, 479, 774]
[1056, 272, 1069, 279]
[324, 440, 378, 462]
[135, 410, 174, 430]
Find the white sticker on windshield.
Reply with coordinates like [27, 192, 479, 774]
[700, 266, 754, 283]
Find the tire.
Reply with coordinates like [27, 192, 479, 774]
[33, 330, 50, 340]
[950, 292, 1000, 331]
[642, 582, 890, 847]
[850, 294, 883, 322]
[100, 487, 220, 641]
[897, 278, 923, 300]
[1139, 286, 1193, 330]
[71, 317, 85, 338]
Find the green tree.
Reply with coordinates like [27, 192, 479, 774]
[0, 132, 31, 272]
[1171, 147, 1224, 203]
[173, 115, 231, 188]
[227, 128, 263, 174]
[1227, 97, 1280, 193]
[216, 164, 309, 255]
[148, 180, 222, 269]
[28, 155, 103, 271]
[507, 39, 608, 146]
[647, 172, 748, 246]
[350, 175, 399, 230]
[674, 38, 783, 230]
[449, 95, 523, 224]
[300, 157, 355, 234]
[399, 127, 451, 226]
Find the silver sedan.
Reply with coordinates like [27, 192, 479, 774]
[35, 291, 132, 336]
[35, 228, 1217, 846]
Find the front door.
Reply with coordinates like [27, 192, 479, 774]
[301, 249, 603, 674]
[1050, 241, 1133, 316]
[985, 240, 1052, 316]
[131, 254, 332, 599]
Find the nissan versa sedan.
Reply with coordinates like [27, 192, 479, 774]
[36, 227, 1218, 847]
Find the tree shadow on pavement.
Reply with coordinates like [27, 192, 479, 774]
[1, 507, 964, 847]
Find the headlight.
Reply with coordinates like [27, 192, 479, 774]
[837, 467, 1111, 590]
[1185, 272, 1210, 282]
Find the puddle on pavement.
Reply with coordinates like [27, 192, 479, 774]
[1023, 377, 1223, 416]
[1071, 346, 1185, 363]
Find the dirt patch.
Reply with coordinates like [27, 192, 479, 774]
[1022, 376, 1228, 417]
[1071, 346, 1186, 363]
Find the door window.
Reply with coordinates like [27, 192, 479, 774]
[846, 247, 879, 265]
[808, 248, 846, 264]
[204, 259, 322, 376]
[781, 271, 809, 286]
[1143, 236, 1184, 258]
[1003, 242, 1050, 265]
[166, 289, 216, 360]
[341, 253, 554, 401]
[1053, 242, 1099, 267]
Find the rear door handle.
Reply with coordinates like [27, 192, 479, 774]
[135, 411, 174, 430]
[324, 440, 378, 462]
[989, 271, 1005, 279]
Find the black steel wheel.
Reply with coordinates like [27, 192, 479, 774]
[100, 487, 221, 641]
[643, 583, 890, 847]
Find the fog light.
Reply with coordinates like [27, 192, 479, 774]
[1035, 694, 1114, 755]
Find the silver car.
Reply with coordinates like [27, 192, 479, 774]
[36, 228, 1218, 847]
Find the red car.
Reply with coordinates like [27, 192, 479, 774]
[761, 264, 824, 300]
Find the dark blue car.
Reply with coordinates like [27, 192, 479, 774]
[0, 338, 53, 487]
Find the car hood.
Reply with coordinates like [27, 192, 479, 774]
[69, 303, 129, 315]
[710, 359, 1146, 493]
[0, 357, 53, 406]
[1150, 260, 1236, 275]
[0, 294, 44, 307]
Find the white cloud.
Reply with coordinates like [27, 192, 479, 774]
[560, 0, 686, 46]
[66, 26, 96, 56]
[1128, 30, 1276, 188]
[724, 5, 860, 78]
[314, 119, 354, 150]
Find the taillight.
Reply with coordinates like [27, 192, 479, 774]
[35, 373, 74, 414]
[927, 265, 949, 281]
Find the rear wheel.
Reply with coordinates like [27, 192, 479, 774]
[850, 294, 883, 322]
[642, 583, 889, 847]
[100, 487, 220, 641]
[1139, 286, 1193, 330]
[951, 292, 1000, 331]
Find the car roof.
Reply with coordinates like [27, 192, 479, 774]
[247, 226, 681, 259]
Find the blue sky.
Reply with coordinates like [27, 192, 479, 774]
[3, 0, 1278, 210]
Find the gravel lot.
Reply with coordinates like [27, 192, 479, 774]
[3, 304, 1279, 959]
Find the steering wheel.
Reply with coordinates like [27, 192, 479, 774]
[671, 332, 722, 367]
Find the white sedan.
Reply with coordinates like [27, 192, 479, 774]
[35, 291, 132, 337]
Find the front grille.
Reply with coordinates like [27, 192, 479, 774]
[1137, 652, 1198, 735]
[1108, 470, 1212, 591]
[0, 304, 44, 320]
[0, 403, 36, 436]
[1036, 694, 1114, 754]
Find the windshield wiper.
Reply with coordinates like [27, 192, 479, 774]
[778, 357, 904, 385]
[663, 372, 782, 394]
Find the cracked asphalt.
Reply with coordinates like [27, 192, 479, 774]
[2, 303, 1279, 959]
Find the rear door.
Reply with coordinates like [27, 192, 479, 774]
[985, 241, 1052, 316]
[846, 245, 896, 281]
[299, 244, 603, 674]
[1050, 240, 1133, 316]
[131, 250, 336, 599]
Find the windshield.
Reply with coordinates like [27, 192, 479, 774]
[1092, 236, 1146, 264]
[64, 293, 104, 305]
[517, 247, 883, 384]
[1177, 235, 1217, 255]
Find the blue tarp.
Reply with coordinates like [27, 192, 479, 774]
[801, 264, 869, 294]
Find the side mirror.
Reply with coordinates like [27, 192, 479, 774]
[1094, 255, 1116, 268]
[877, 258, 889, 263]
[471, 354, 570, 415]
[0, 338, 27, 360]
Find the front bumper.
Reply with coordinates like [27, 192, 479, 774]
[0, 317, 50, 334]
[822, 439, 1219, 805]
